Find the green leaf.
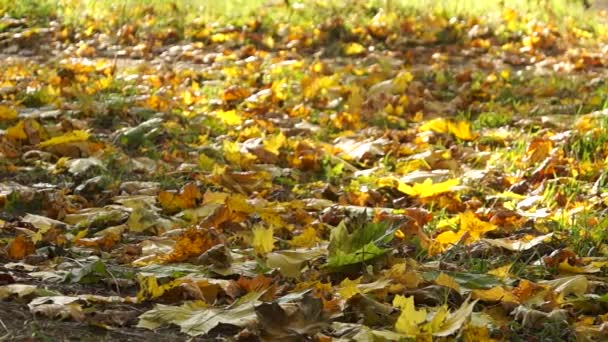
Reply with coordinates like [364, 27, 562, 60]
[64, 260, 108, 284]
[422, 271, 502, 290]
[326, 219, 396, 269]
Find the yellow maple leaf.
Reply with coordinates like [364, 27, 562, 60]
[472, 286, 519, 303]
[419, 118, 450, 133]
[6, 121, 28, 140]
[435, 273, 461, 293]
[398, 178, 459, 198]
[157, 183, 203, 213]
[216, 109, 243, 126]
[394, 295, 427, 335]
[433, 211, 496, 252]
[419, 118, 476, 141]
[426, 305, 449, 333]
[137, 274, 182, 300]
[252, 226, 274, 254]
[338, 277, 361, 300]
[0, 105, 17, 121]
[289, 227, 319, 248]
[435, 230, 465, 247]
[393, 70, 414, 93]
[460, 211, 496, 239]
[263, 132, 286, 155]
[448, 120, 476, 141]
[488, 263, 513, 279]
[39, 130, 89, 148]
[343, 42, 365, 55]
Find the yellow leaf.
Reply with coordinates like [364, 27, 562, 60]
[338, 277, 362, 300]
[399, 178, 459, 198]
[182, 90, 194, 105]
[263, 132, 286, 155]
[386, 263, 422, 289]
[0, 105, 17, 121]
[460, 211, 496, 239]
[462, 324, 495, 342]
[393, 70, 414, 93]
[252, 226, 274, 254]
[394, 295, 427, 335]
[427, 305, 449, 333]
[419, 118, 449, 133]
[216, 109, 243, 126]
[472, 286, 519, 303]
[448, 121, 476, 141]
[157, 183, 202, 213]
[39, 130, 89, 148]
[558, 260, 599, 274]
[343, 42, 366, 55]
[488, 264, 513, 279]
[419, 118, 476, 141]
[435, 273, 461, 293]
[6, 121, 28, 140]
[198, 154, 215, 171]
[302, 75, 336, 99]
[226, 194, 255, 214]
[435, 230, 465, 246]
[289, 227, 319, 248]
[137, 274, 180, 300]
[436, 216, 460, 230]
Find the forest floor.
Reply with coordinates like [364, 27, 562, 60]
[4, 1, 608, 341]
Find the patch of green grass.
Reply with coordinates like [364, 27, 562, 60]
[475, 111, 513, 129]
[554, 211, 608, 257]
[566, 116, 608, 162]
[0, 0, 599, 41]
[0, 0, 57, 23]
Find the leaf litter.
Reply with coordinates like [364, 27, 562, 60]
[2, 0, 608, 340]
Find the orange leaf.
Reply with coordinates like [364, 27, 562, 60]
[75, 233, 120, 251]
[162, 228, 221, 263]
[158, 183, 203, 213]
[7, 235, 36, 260]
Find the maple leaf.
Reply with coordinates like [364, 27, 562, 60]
[7, 235, 36, 260]
[434, 211, 497, 251]
[289, 227, 319, 248]
[262, 132, 286, 155]
[0, 105, 17, 120]
[326, 219, 396, 269]
[158, 183, 203, 214]
[252, 226, 274, 254]
[393, 295, 426, 335]
[215, 109, 243, 126]
[338, 277, 361, 300]
[419, 118, 476, 141]
[398, 178, 459, 198]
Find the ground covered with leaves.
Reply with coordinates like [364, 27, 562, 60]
[5, 1, 608, 341]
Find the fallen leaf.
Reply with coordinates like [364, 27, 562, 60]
[398, 178, 459, 198]
[7, 235, 36, 260]
[252, 226, 274, 254]
[393, 295, 426, 336]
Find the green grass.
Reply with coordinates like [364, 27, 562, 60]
[0, 0, 599, 36]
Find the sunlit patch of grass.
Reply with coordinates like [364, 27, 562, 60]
[474, 111, 513, 129]
[566, 116, 608, 162]
[0, 0, 600, 43]
[0, 0, 57, 23]
[552, 211, 608, 257]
